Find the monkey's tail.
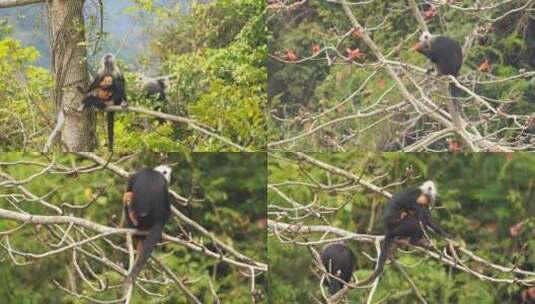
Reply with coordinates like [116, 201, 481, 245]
[107, 112, 114, 152]
[328, 278, 343, 295]
[448, 81, 464, 129]
[354, 234, 394, 286]
[448, 82, 461, 98]
[125, 222, 163, 284]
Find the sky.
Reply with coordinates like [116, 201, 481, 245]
[0, 0, 187, 68]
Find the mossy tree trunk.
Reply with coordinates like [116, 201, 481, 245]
[49, 0, 96, 151]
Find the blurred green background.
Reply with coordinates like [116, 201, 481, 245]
[0, 152, 266, 303]
[268, 153, 535, 303]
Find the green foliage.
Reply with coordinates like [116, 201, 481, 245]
[1, 0, 266, 152]
[268, 0, 535, 150]
[268, 153, 535, 303]
[0, 38, 52, 151]
[151, 0, 267, 151]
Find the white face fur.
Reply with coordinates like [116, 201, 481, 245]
[102, 53, 115, 63]
[419, 180, 437, 204]
[419, 31, 433, 46]
[154, 165, 172, 183]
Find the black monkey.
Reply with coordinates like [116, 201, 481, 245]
[122, 165, 171, 284]
[320, 243, 356, 295]
[354, 181, 447, 286]
[138, 75, 167, 103]
[79, 53, 128, 152]
[413, 31, 463, 97]
[138, 75, 167, 124]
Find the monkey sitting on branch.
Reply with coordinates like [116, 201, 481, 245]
[122, 165, 172, 284]
[352, 181, 449, 286]
[320, 243, 356, 295]
[80, 74, 114, 109]
[78, 53, 128, 152]
[412, 31, 466, 131]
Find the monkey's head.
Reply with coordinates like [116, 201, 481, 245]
[418, 180, 437, 207]
[101, 53, 117, 73]
[412, 31, 434, 52]
[154, 165, 172, 184]
[103, 53, 115, 64]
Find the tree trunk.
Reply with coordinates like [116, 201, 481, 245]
[50, 0, 97, 151]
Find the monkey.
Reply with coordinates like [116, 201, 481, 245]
[138, 75, 167, 103]
[80, 75, 115, 109]
[137, 75, 168, 124]
[353, 181, 447, 286]
[320, 243, 356, 295]
[79, 53, 128, 152]
[412, 31, 463, 97]
[412, 31, 465, 131]
[122, 165, 171, 284]
[413, 31, 462, 77]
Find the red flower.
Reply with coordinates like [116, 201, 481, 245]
[447, 138, 462, 152]
[423, 8, 437, 20]
[478, 59, 491, 72]
[312, 44, 321, 55]
[346, 48, 365, 60]
[351, 27, 363, 39]
[285, 49, 298, 62]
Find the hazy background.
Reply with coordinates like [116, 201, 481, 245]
[0, 0, 189, 68]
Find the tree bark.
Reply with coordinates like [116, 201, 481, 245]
[49, 0, 96, 151]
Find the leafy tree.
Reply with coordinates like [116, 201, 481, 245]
[268, 153, 535, 303]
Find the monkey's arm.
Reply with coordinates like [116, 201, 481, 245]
[423, 208, 448, 237]
[123, 176, 138, 226]
[84, 74, 104, 93]
[413, 205, 427, 223]
[77, 74, 101, 95]
[417, 47, 439, 64]
[126, 175, 135, 193]
[114, 74, 127, 105]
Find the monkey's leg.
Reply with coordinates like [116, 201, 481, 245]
[131, 236, 144, 264]
[128, 208, 139, 226]
[425, 214, 448, 237]
[122, 192, 139, 226]
[389, 217, 423, 239]
[136, 238, 143, 258]
[394, 238, 410, 246]
[410, 237, 431, 248]
[123, 192, 133, 205]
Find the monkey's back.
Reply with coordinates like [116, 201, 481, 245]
[321, 243, 355, 283]
[145, 83, 166, 101]
[432, 36, 462, 76]
[129, 168, 170, 228]
[382, 187, 421, 228]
